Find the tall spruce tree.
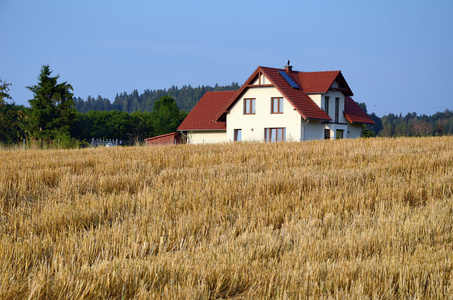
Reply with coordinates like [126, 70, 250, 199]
[27, 65, 76, 141]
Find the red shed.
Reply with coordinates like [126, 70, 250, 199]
[145, 132, 183, 146]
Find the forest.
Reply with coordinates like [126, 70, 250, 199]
[359, 106, 453, 137]
[74, 83, 240, 113]
[1, 66, 452, 147]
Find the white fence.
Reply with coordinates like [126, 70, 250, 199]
[90, 138, 122, 148]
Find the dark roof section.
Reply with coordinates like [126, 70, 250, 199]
[344, 96, 375, 124]
[177, 90, 236, 131]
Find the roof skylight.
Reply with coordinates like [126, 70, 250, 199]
[278, 71, 299, 89]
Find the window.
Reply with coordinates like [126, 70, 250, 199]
[335, 97, 340, 123]
[271, 97, 284, 114]
[336, 129, 344, 139]
[324, 129, 330, 140]
[244, 98, 256, 114]
[324, 96, 329, 116]
[265, 128, 286, 142]
[234, 129, 242, 141]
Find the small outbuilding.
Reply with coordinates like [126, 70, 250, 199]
[145, 132, 182, 146]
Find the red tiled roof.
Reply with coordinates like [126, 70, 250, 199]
[177, 91, 236, 131]
[344, 96, 375, 124]
[215, 66, 337, 121]
[191, 66, 370, 126]
[259, 67, 332, 120]
[299, 71, 340, 93]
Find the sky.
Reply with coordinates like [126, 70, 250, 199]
[1, 0, 452, 117]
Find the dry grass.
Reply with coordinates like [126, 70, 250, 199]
[1, 136, 452, 299]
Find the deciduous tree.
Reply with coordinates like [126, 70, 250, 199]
[151, 96, 187, 136]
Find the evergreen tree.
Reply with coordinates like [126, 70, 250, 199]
[27, 65, 76, 141]
[74, 82, 240, 113]
[0, 78, 27, 143]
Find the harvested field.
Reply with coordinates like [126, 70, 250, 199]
[1, 137, 452, 299]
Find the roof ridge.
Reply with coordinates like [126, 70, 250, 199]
[299, 70, 341, 73]
[205, 90, 238, 94]
[260, 66, 341, 74]
[259, 66, 284, 70]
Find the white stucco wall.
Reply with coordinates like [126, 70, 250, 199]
[302, 120, 325, 141]
[307, 88, 347, 124]
[226, 86, 302, 142]
[250, 74, 269, 85]
[323, 90, 347, 124]
[303, 121, 351, 140]
[325, 123, 349, 139]
[347, 124, 363, 138]
[187, 131, 227, 144]
[307, 94, 322, 108]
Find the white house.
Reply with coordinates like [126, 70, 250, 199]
[177, 65, 374, 144]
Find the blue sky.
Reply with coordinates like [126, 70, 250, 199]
[1, 0, 452, 117]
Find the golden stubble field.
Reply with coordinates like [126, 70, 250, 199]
[1, 137, 452, 299]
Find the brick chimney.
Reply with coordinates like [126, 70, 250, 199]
[285, 59, 292, 73]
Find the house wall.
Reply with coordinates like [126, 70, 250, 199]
[250, 74, 269, 85]
[226, 86, 302, 142]
[325, 123, 349, 139]
[302, 120, 325, 140]
[347, 124, 363, 138]
[187, 131, 226, 144]
[303, 121, 352, 140]
[307, 94, 322, 108]
[323, 90, 347, 124]
[308, 90, 347, 125]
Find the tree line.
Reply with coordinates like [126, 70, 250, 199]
[74, 82, 240, 113]
[1, 65, 452, 147]
[358, 103, 453, 137]
[0, 66, 189, 147]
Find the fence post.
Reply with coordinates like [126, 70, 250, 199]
[23, 139, 26, 150]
